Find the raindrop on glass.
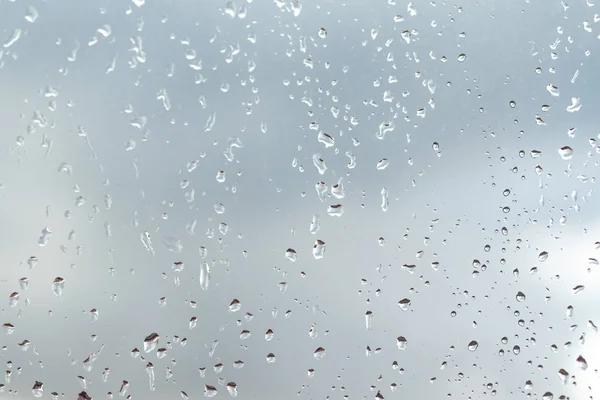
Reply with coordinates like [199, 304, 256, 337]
[467, 340, 479, 351]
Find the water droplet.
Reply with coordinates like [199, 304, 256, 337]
[140, 231, 155, 255]
[538, 251, 549, 262]
[467, 340, 479, 351]
[240, 330, 252, 340]
[52, 277, 65, 297]
[143, 333, 159, 353]
[226, 382, 238, 398]
[200, 261, 210, 291]
[314, 347, 326, 359]
[398, 298, 411, 311]
[214, 203, 226, 214]
[89, 309, 99, 322]
[266, 353, 276, 363]
[547, 84, 560, 96]
[542, 392, 554, 400]
[309, 323, 318, 339]
[18, 339, 30, 351]
[38, 227, 52, 246]
[576, 355, 588, 370]
[229, 299, 241, 312]
[265, 329, 274, 341]
[573, 285, 585, 294]
[312, 154, 328, 174]
[150, 348, 165, 361]
[318, 28, 327, 39]
[27, 256, 38, 269]
[3, 322, 15, 334]
[327, 204, 344, 217]
[118, 381, 129, 397]
[457, 53, 467, 62]
[397, 336, 407, 350]
[558, 369, 569, 384]
[204, 385, 218, 397]
[25, 6, 39, 23]
[285, 248, 298, 261]
[32, 381, 43, 398]
[8, 292, 19, 307]
[3, 29, 22, 48]
[317, 132, 335, 147]
[516, 291, 526, 302]
[509, 100, 516, 108]
[381, 187, 389, 212]
[376, 159, 390, 170]
[558, 146, 573, 160]
[162, 236, 183, 252]
[145, 362, 155, 391]
[365, 311, 373, 330]
[566, 97, 581, 112]
[312, 240, 326, 259]
[331, 179, 345, 199]
[216, 170, 226, 183]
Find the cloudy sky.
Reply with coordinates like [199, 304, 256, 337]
[0, 0, 599, 399]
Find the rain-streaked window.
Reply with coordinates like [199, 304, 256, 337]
[0, 1, 598, 399]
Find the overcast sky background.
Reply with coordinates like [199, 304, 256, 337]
[1, 0, 600, 399]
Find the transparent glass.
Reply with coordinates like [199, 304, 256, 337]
[0, 1, 598, 399]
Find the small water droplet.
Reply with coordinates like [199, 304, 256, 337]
[365, 311, 373, 330]
[573, 285, 585, 294]
[200, 261, 210, 291]
[327, 204, 344, 217]
[285, 248, 297, 261]
[309, 323, 318, 340]
[566, 97, 582, 113]
[312, 240, 326, 259]
[317, 132, 335, 147]
[214, 203, 226, 214]
[204, 385, 218, 397]
[265, 329, 274, 341]
[240, 330, 252, 340]
[226, 382, 238, 398]
[376, 159, 390, 170]
[52, 277, 65, 297]
[542, 392, 554, 400]
[143, 333, 159, 353]
[229, 299, 241, 312]
[314, 347, 326, 359]
[8, 292, 19, 307]
[398, 298, 411, 311]
[32, 381, 43, 398]
[397, 336, 407, 350]
[558, 369, 569, 384]
[576, 355, 588, 370]
[467, 340, 479, 351]
[547, 84, 560, 96]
